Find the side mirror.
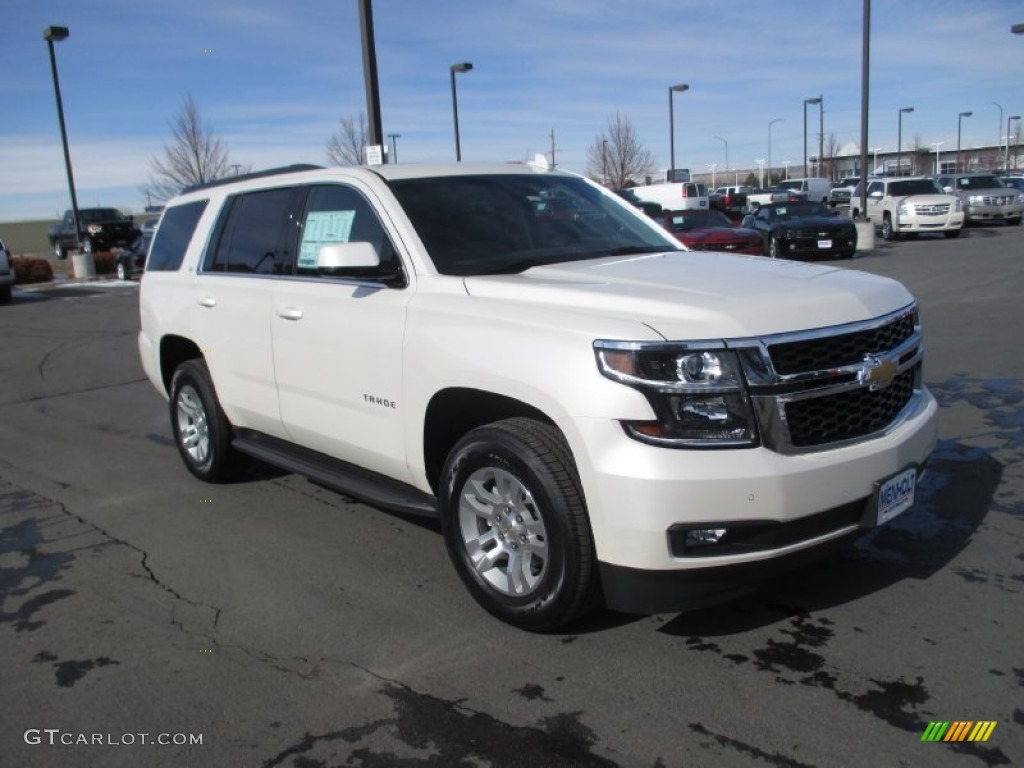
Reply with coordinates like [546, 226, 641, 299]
[316, 241, 380, 272]
[942, 186, 953, 194]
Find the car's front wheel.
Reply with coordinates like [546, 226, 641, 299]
[943, 229, 962, 239]
[82, 237, 95, 255]
[768, 236, 781, 259]
[54, 240, 65, 260]
[116, 260, 128, 281]
[169, 359, 243, 482]
[881, 214, 897, 241]
[439, 418, 597, 632]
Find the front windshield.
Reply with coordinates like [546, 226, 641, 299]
[770, 202, 828, 219]
[890, 179, 942, 196]
[956, 175, 1005, 189]
[389, 174, 679, 276]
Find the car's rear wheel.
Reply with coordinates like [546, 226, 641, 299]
[169, 359, 243, 482]
[439, 418, 598, 631]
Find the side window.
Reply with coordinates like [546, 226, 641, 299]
[867, 182, 883, 196]
[205, 187, 302, 274]
[295, 184, 403, 282]
[147, 200, 208, 272]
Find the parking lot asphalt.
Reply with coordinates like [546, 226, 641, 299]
[1, 223, 1022, 767]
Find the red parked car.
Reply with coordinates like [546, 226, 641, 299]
[661, 209, 764, 255]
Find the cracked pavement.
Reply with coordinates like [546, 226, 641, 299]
[2, 226, 1023, 767]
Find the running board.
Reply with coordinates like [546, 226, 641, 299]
[233, 430, 438, 518]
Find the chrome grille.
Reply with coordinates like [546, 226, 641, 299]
[766, 310, 916, 375]
[783, 368, 916, 448]
[980, 194, 1015, 206]
[913, 204, 950, 216]
[736, 305, 924, 454]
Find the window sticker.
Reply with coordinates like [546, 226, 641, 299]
[298, 210, 356, 268]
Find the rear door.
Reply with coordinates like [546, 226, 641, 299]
[196, 186, 304, 436]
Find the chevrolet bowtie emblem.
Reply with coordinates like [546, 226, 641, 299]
[859, 353, 898, 391]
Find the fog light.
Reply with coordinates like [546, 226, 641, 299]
[684, 528, 728, 548]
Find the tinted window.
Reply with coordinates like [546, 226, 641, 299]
[205, 187, 302, 274]
[295, 185, 403, 282]
[147, 200, 208, 272]
[389, 174, 677, 276]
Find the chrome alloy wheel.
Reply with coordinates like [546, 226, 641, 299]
[175, 384, 210, 466]
[458, 467, 549, 597]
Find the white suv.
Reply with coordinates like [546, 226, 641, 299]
[850, 177, 964, 240]
[139, 163, 937, 630]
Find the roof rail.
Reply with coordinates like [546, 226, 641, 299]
[182, 164, 325, 194]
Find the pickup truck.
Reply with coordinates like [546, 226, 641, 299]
[745, 188, 803, 209]
[48, 207, 141, 259]
[709, 186, 748, 218]
[139, 162, 938, 630]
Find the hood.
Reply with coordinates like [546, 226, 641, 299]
[895, 194, 956, 205]
[463, 251, 912, 341]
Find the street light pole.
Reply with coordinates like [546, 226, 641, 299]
[897, 106, 913, 176]
[712, 135, 728, 176]
[803, 96, 821, 176]
[387, 133, 400, 163]
[668, 83, 689, 182]
[930, 141, 944, 176]
[450, 62, 473, 162]
[43, 25, 80, 252]
[957, 110, 972, 173]
[768, 118, 783, 185]
[817, 96, 824, 178]
[1009, 116, 1022, 169]
[993, 102, 1003, 168]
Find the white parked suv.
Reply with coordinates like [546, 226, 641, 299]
[850, 177, 964, 240]
[139, 163, 938, 630]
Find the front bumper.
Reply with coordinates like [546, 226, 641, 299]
[570, 386, 938, 613]
[964, 203, 1023, 222]
[896, 212, 964, 233]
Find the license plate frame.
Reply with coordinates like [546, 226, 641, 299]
[863, 465, 917, 528]
[817, 239, 832, 249]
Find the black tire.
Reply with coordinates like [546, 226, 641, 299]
[169, 359, 243, 483]
[54, 240, 66, 260]
[0, 284, 10, 304]
[439, 418, 598, 631]
[881, 214, 897, 241]
[768, 236, 780, 259]
[944, 229, 962, 239]
[850, 208, 860, 221]
[82, 237, 94, 255]
[116, 260, 128, 281]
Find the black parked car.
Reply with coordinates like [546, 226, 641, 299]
[614, 188, 663, 218]
[116, 232, 152, 281]
[741, 201, 857, 259]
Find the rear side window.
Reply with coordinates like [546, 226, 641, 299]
[146, 200, 208, 272]
[204, 187, 303, 274]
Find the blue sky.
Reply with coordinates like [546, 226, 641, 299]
[2, 0, 1022, 221]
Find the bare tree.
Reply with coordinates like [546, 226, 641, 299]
[146, 95, 235, 202]
[822, 132, 841, 180]
[585, 111, 655, 188]
[326, 112, 369, 166]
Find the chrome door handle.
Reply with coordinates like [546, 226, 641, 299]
[277, 307, 304, 321]
[198, 296, 216, 308]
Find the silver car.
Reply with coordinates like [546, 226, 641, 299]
[937, 173, 1024, 225]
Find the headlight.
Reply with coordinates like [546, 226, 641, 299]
[898, 203, 909, 215]
[87, 224, 103, 234]
[594, 341, 758, 447]
[968, 195, 983, 204]
[954, 198, 963, 212]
